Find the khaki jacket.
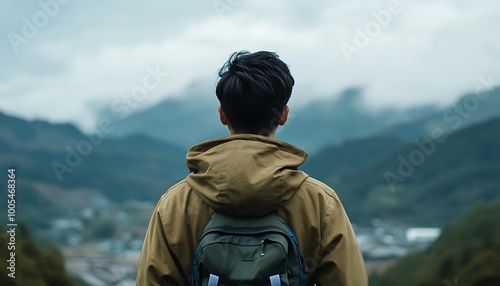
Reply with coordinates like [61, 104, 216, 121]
[137, 135, 368, 286]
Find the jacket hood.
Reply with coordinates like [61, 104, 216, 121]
[186, 134, 309, 217]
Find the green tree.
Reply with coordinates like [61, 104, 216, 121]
[0, 224, 76, 286]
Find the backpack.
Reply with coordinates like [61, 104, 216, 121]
[191, 211, 307, 286]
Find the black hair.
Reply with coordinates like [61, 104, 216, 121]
[216, 50, 295, 135]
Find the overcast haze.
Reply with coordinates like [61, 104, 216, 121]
[1, 0, 499, 131]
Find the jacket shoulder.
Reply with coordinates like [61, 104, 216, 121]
[294, 176, 346, 221]
[160, 179, 190, 199]
[155, 180, 194, 214]
[300, 176, 338, 201]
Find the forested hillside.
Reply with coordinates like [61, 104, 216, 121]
[370, 200, 500, 286]
[2, 112, 499, 229]
[0, 112, 187, 227]
[303, 118, 500, 226]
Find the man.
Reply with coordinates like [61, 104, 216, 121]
[137, 51, 368, 285]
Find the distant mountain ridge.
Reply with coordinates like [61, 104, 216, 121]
[302, 135, 405, 180]
[380, 86, 500, 141]
[101, 86, 441, 152]
[100, 85, 500, 152]
[0, 112, 83, 152]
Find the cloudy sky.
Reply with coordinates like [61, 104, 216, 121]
[1, 0, 499, 131]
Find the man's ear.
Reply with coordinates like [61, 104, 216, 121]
[278, 105, 289, 126]
[218, 106, 229, 126]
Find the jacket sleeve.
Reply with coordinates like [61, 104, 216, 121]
[313, 194, 368, 286]
[136, 206, 186, 286]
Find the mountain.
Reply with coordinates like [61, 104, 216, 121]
[278, 87, 440, 151]
[370, 199, 500, 286]
[100, 79, 228, 149]
[302, 135, 405, 180]
[101, 85, 441, 152]
[0, 111, 187, 227]
[0, 111, 84, 152]
[1, 101, 498, 229]
[100, 82, 500, 153]
[380, 87, 500, 141]
[303, 117, 500, 226]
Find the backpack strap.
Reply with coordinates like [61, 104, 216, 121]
[208, 274, 219, 286]
[269, 274, 281, 286]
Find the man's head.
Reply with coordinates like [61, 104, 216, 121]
[216, 51, 295, 136]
